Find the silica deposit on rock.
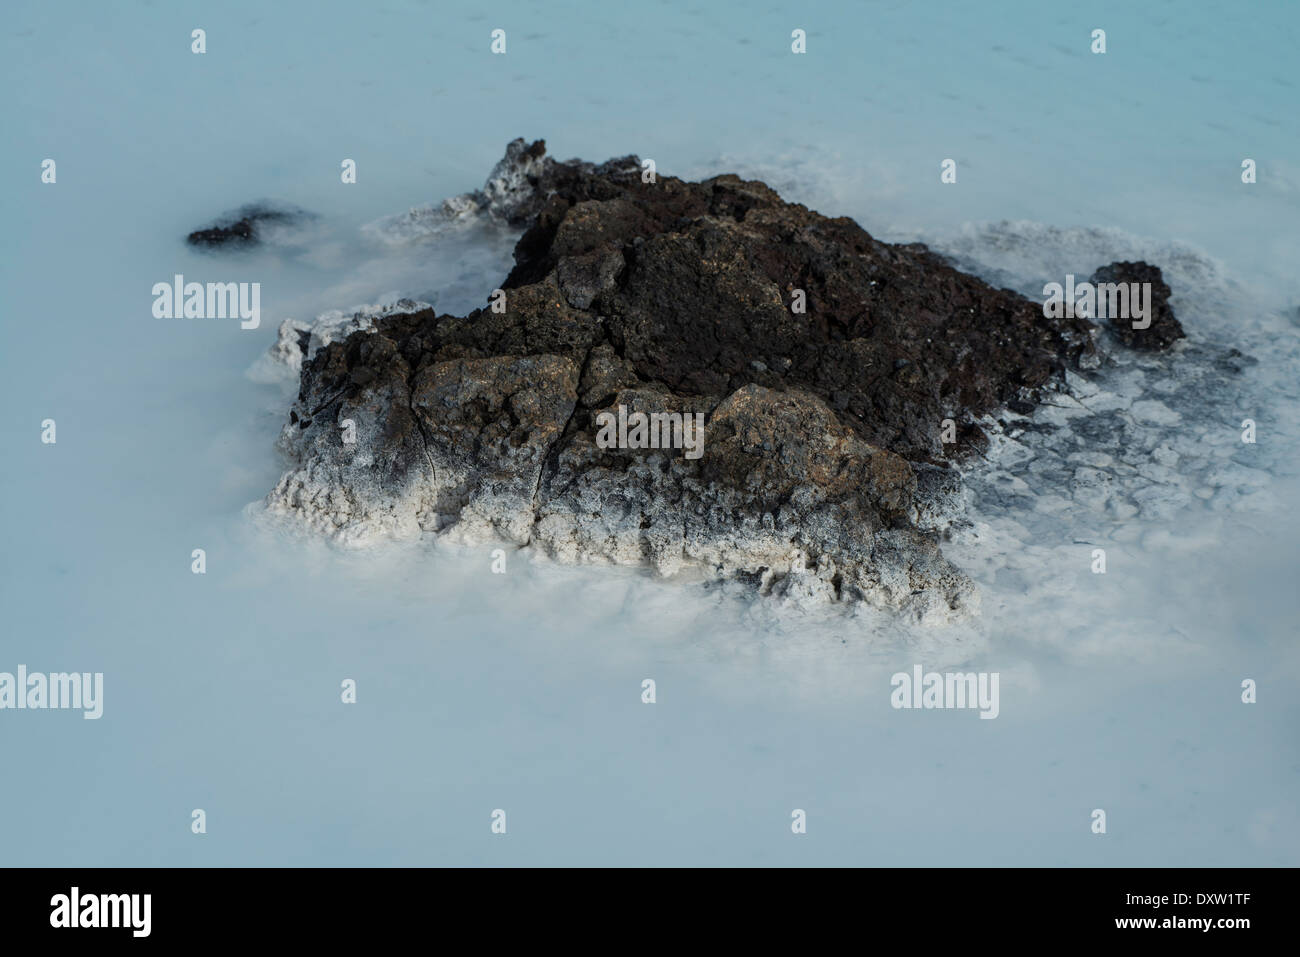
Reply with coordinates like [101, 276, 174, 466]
[259, 139, 1185, 622]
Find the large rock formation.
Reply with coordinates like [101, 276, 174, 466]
[263, 139, 1183, 622]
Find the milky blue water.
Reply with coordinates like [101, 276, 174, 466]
[2, 0, 1297, 865]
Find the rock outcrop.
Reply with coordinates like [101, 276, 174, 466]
[264, 139, 1184, 622]
[1090, 260, 1186, 350]
[187, 202, 312, 248]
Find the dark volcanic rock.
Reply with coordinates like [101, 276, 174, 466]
[1089, 260, 1185, 350]
[187, 202, 310, 248]
[264, 139, 1180, 621]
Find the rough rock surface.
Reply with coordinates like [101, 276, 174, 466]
[265, 139, 1185, 622]
[1089, 260, 1186, 350]
[271, 299, 431, 375]
[187, 202, 311, 248]
[361, 138, 638, 244]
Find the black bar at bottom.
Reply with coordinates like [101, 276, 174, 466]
[0, 867, 1285, 942]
